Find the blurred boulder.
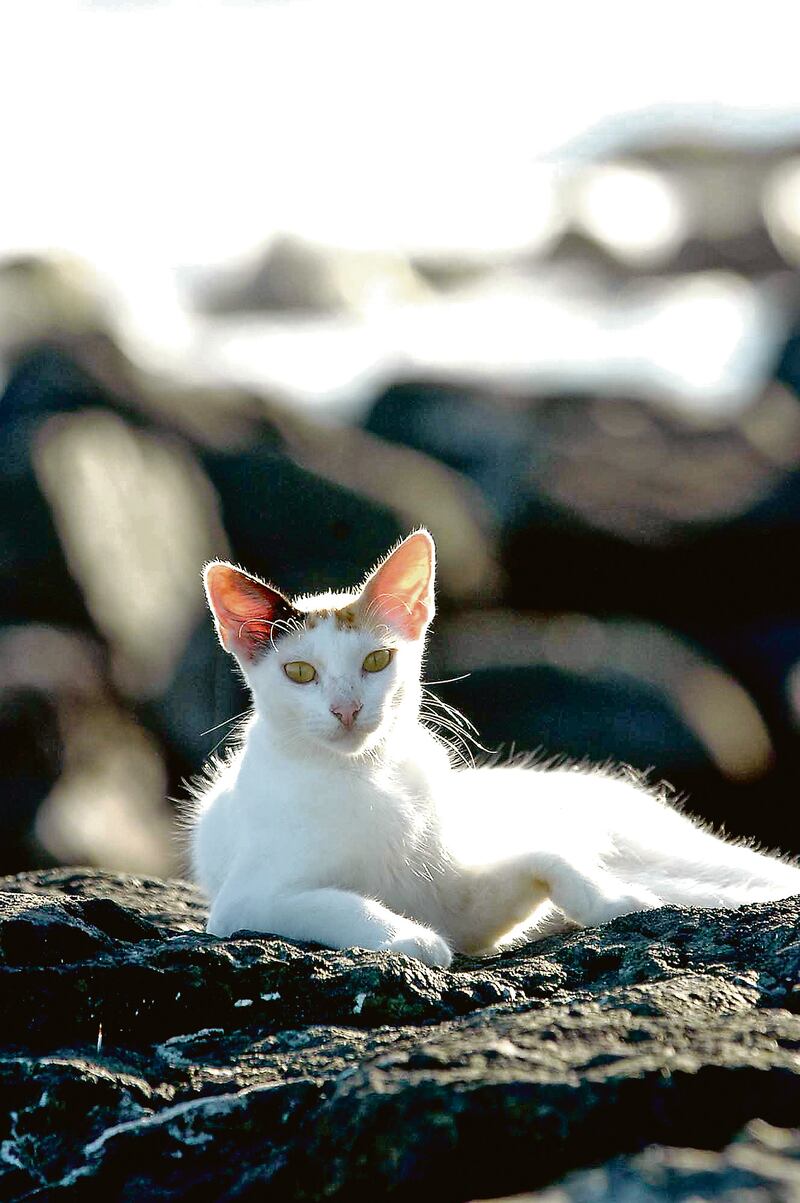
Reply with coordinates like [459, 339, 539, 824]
[258, 393, 501, 604]
[0, 624, 175, 876]
[0, 687, 61, 872]
[363, 375, 800, 620]
[0, 254, 112, 362]
[546, 128, 800, 276]
[365, 379, 532, 527]
[631, 137, 799, 276]
[193, 235, 431, 316]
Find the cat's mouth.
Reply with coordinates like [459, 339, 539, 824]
[325, 719, 378, 752]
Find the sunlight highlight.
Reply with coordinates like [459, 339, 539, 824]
[573, 163, 688, 265]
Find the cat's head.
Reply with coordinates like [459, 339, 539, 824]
[204, 530, 435, 757]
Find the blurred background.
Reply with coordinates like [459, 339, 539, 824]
[3, 0, 800, 877]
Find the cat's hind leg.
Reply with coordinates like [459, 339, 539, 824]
[440, 851, 661, 954]
[533, 852, 662, 928]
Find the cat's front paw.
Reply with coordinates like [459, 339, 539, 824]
[386, 929, 453, 969]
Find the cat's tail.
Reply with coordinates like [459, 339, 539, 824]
[608, 796, 800, 910]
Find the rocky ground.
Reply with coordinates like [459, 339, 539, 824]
[0, 869, 799, 1201]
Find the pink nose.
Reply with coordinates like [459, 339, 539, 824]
[331, 701, 362, 729]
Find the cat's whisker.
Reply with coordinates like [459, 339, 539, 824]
[418, 711, 476, 768]
[360, 597, 401, 642]
[199, 709, 251, 738]
[206, 717, 250, 759]
[418, 707, 466, 734]
[360, 597, 384, 625]
[254, 615, 305, 654]
[422, 691, 481, 737]
[421, 686, 473, 721]
[237, 617, 272, 641]
[423, 673, 472, 687]
[272, 616, 304, 638]
[419, 690, 489, 749]
[418, 713, 490, 769]
[428, 710, 478, 745]
[440, 711, 485, 746]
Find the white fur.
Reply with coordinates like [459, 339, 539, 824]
[189, 539, 800, 969]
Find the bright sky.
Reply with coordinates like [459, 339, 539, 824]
[2, 0, 800, 409]
[3, 0, 800, 265]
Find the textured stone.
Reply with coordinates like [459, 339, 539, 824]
[0, 869, 799, 1200]
[504, 1120, 800, 1202]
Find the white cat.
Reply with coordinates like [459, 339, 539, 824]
[189, 530, 800, 968]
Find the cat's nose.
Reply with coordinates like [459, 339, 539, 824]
[331, 701, 362, 729]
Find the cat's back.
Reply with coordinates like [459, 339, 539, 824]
[439, 761, 650, 864]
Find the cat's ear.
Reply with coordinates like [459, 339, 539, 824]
[204, 562, 298, 661]
[360, 530, 435, 640]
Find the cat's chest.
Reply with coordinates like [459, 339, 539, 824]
[234, 758, 437, 891]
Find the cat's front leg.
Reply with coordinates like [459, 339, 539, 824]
[207, 880, 452, 969]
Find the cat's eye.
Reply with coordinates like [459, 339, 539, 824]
[283, 661, 317, 684]
[362, 648, 393, 674]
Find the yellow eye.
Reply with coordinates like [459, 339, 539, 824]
[283, 661, 317, 684]
[362, 648, 393, 674]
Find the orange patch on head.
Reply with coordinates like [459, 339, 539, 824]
[335, 606, 357, 629]
[304, 610, 331, 631]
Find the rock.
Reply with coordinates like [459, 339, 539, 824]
[506, 1120, 800, 1201]
[0, 868, 799, 1200]
[192, 236, 430, 317]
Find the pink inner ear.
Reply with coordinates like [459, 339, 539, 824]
[361, 531, 435, 640]
[204, 563, 293, 660]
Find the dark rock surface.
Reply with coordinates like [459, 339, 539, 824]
[506, 1119, 800, 1201]
[1, 869, 799, 1201]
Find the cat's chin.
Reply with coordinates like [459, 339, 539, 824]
[322, 724, 381, 757]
